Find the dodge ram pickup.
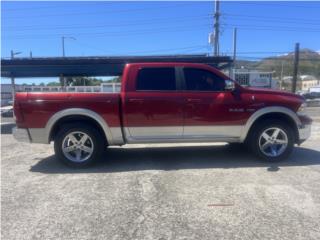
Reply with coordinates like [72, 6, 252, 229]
[13, 63, 312, 167]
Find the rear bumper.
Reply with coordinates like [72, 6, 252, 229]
[12, 127, 31, 143]
[13, 127, 49, 144]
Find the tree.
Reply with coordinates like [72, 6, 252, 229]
[65, 77, 103, 86]
[55, 76, 120, 86]
[107, 76, 121, 83]
[47, 82, 60, 86]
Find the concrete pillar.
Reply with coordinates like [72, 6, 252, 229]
[11, 76, 16, 102]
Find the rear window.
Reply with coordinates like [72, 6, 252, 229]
[136, 68, 176, 91]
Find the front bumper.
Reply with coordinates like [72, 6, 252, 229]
[298, 124, 311, 143]
[12, 127, 31, 143]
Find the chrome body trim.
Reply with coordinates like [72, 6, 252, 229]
[124, 126, 242, 143]
[240, 106, 301, 142]
[12, 127, 31, 143]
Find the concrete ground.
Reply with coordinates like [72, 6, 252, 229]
[1, 109, 320, 240]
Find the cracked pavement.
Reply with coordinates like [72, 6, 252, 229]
[1, 114, 320, 240]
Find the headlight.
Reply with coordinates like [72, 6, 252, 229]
[297, 102, 307, 115]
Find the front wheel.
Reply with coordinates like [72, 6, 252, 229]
[249, 120, 294, 162]
[54, 124, 104, 167]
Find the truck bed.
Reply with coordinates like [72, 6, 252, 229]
[15, 92, 122, 131]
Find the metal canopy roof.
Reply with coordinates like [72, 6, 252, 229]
[1, 55, 232, 78]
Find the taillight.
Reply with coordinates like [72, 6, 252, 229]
[13, 100, 22, 122]
[13, 93, 27, 127]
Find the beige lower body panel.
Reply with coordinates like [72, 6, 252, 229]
[28, 128, 49, 144]
[183, 125, 242, 138]
[27, 125, 245, 145]
[28, 127, 124, 145]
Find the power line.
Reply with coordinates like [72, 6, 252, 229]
[3, 15, 211, 32]
[234, 1, 320, 10]
[224, 16, 320, 27]
[222, 23, 320, 32]
[2, 3, 192, 19]
[223, 25, 320, 33]
[223, 51, 291, 55]
[123, 46, 208, 55]
[235, 56, 320, 61]
[4, 24, 212, 40]
[224, 27, 320, 33]
[2, 3, 104, 11]
[73, 41, 208, 55]
[223, 13, 320, 24]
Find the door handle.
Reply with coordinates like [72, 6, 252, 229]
[128, 98, 144, 103]
[187, 98, 201, 103]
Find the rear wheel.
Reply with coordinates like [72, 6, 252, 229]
[249, 120, 294, 161]
[54, 124, 104, 167]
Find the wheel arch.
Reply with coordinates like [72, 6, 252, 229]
[241, 106, 301, 143]
[46, 108, 113, 144]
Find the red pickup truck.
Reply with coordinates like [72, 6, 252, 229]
[13, 63, 312, 167]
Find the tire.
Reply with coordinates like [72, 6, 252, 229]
[248, 119, 294, 162]
[228, 142, 247, 151]
[54, 123, 105, 167]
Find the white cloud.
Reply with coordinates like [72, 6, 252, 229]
[276, 53, 289, 57]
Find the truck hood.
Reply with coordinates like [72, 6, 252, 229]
[243, 87, 304, 100]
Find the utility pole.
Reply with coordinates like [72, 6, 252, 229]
[214, 0, 220, 56]
[62, 36, 65, 57]
[292, 43, 300, 93]
[280, 61, 284, 90]
[10, 50, 22, 102]
[59, 74, 66, 91]
[62, 36, 76, 57]
[232, 28, 237, 66]
[229, 27, 237, 78]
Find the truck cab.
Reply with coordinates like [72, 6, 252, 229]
[13, 63, 312, 167]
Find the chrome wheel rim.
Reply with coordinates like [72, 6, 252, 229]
[259, 127, 288, 157]
[62, 131, 94, 162]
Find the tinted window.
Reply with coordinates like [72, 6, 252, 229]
[136, 68, 176, 91]
[184, 68, 225, 91]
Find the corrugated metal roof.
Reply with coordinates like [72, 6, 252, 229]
[1, 55, 232, 78]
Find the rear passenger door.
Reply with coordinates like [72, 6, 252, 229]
[123, 67, 184, 141]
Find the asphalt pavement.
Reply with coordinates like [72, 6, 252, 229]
[1, 112, 320, 240]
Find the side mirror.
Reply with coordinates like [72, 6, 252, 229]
[225, 79, 236, 91]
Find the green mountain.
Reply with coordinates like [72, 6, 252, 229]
[235, 49, 320, 78]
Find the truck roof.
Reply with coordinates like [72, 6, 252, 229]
[125, 62, 218, 68]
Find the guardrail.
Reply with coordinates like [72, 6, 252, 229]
[19, 83, 121, 93]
